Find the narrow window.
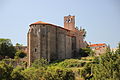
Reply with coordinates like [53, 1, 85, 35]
[35, 48, 37, 52]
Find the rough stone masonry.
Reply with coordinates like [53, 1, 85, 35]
[27, 15, 87, 66]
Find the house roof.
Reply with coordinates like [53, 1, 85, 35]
[89, 43, 106, 47]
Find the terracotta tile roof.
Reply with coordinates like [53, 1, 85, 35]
[30, 21, 70, 31]
[89, 43, 106, 47]
[31, 21, 55, 25]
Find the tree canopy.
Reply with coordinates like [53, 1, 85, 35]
[0, 38, 16, 59]
[80, 48, 94, 57]
[115, 42, 120, 54]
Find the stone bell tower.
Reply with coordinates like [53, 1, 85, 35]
[64, 15, 75, 31]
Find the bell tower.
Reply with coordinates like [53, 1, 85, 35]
[64, 15, 75, 31]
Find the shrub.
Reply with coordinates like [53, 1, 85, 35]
[11, 66, 26, 80]
[44, 66, 75, 80]
[57, 59, 85, 68]
[15, 50, 26, 59]
[32, 58, 48, 68]
[80, 63, 93, 79]
[80, 48, 94, 57]
[0, 61, 13, 80]
[22, 67, 46, 80]
[92, 53, 120, 80]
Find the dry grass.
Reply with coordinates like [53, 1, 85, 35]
[81, 57, 95, 60]
[75, 77, 84, 80]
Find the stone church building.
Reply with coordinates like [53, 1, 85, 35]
[27, 15, 87, 66]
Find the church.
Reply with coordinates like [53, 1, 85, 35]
[27, 15, 87, 66]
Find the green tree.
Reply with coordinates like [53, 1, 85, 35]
[0, 61, 13, 80]
[16, 43, 23, 47]
[80, 48, 94, 57]
[0, 38, 16, 59]
[106, 44, 111, 53]
[15, 50, 26, 59]
[115, 42, 120, 54]
[92, 53, 120, 80]
[83, 29, 87, 38]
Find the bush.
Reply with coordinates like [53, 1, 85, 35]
[21, 66, 75, 80]
[32, 58, 48, 68]
[92, 53, 120, 80]
[22, 67, 46, 80]
[0, 61, 13, 80]
[80, 63, 93, 79]
[57, 59, 85, 68]
[15, 50, 26, 59]
[11, 66, 26, 80]
[80, 48, 94, 57]
[44, 66, 75, 80]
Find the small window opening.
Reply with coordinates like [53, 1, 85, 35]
[35, 48, 37, 52]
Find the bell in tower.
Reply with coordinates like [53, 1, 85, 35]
[64, 15, 75, 31]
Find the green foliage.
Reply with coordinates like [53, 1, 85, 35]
[80, 48, 94, 57]
[0, 42, 120, 80]
[82, 29, 86, 38]
[79, 46, 120, 80]
[11, 66, 26, 80]
[80, 63, 93, 79]
[22, 58, 75, 80]
[92, 57, 99, 64]
[57, 59, 85, 68]
[2, 58, 16, 66]
[44, 66, 75, 80]
[22, 67, 46, 80]
[32, 58, 48, 68]
[0, 61, 13, 80]
[16, 43, 23, 47]
[0, 38, 16, 59]
[21, 66, 75, 80]
[15, 50, 26, 59]
[91, 53, 120, 80]
[115, 42, 120, 54]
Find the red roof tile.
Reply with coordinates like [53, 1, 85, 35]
[30, 21, 70, 31]
[89, 43, 106, 47]
[31, 21, 54, 25]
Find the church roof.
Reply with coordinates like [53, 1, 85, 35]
[30, 21, 70, 31]
[31, 21, 56, 26]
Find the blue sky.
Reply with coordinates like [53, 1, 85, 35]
[0, 0, 120, 48]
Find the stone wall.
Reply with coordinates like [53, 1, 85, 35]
[27, 16, 87, 66]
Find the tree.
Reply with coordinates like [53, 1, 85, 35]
[16, 43, 23, 47]
[106, 44, 111, 53]
[83, 29, 87, 38]
[0, 38, 16, 59]
[92, 53, 120, 80]
[115, 42, 120, 54]
[0, 61, 13, 80]
[80, 48, 94, 57]
[15, 50, 26, 59]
